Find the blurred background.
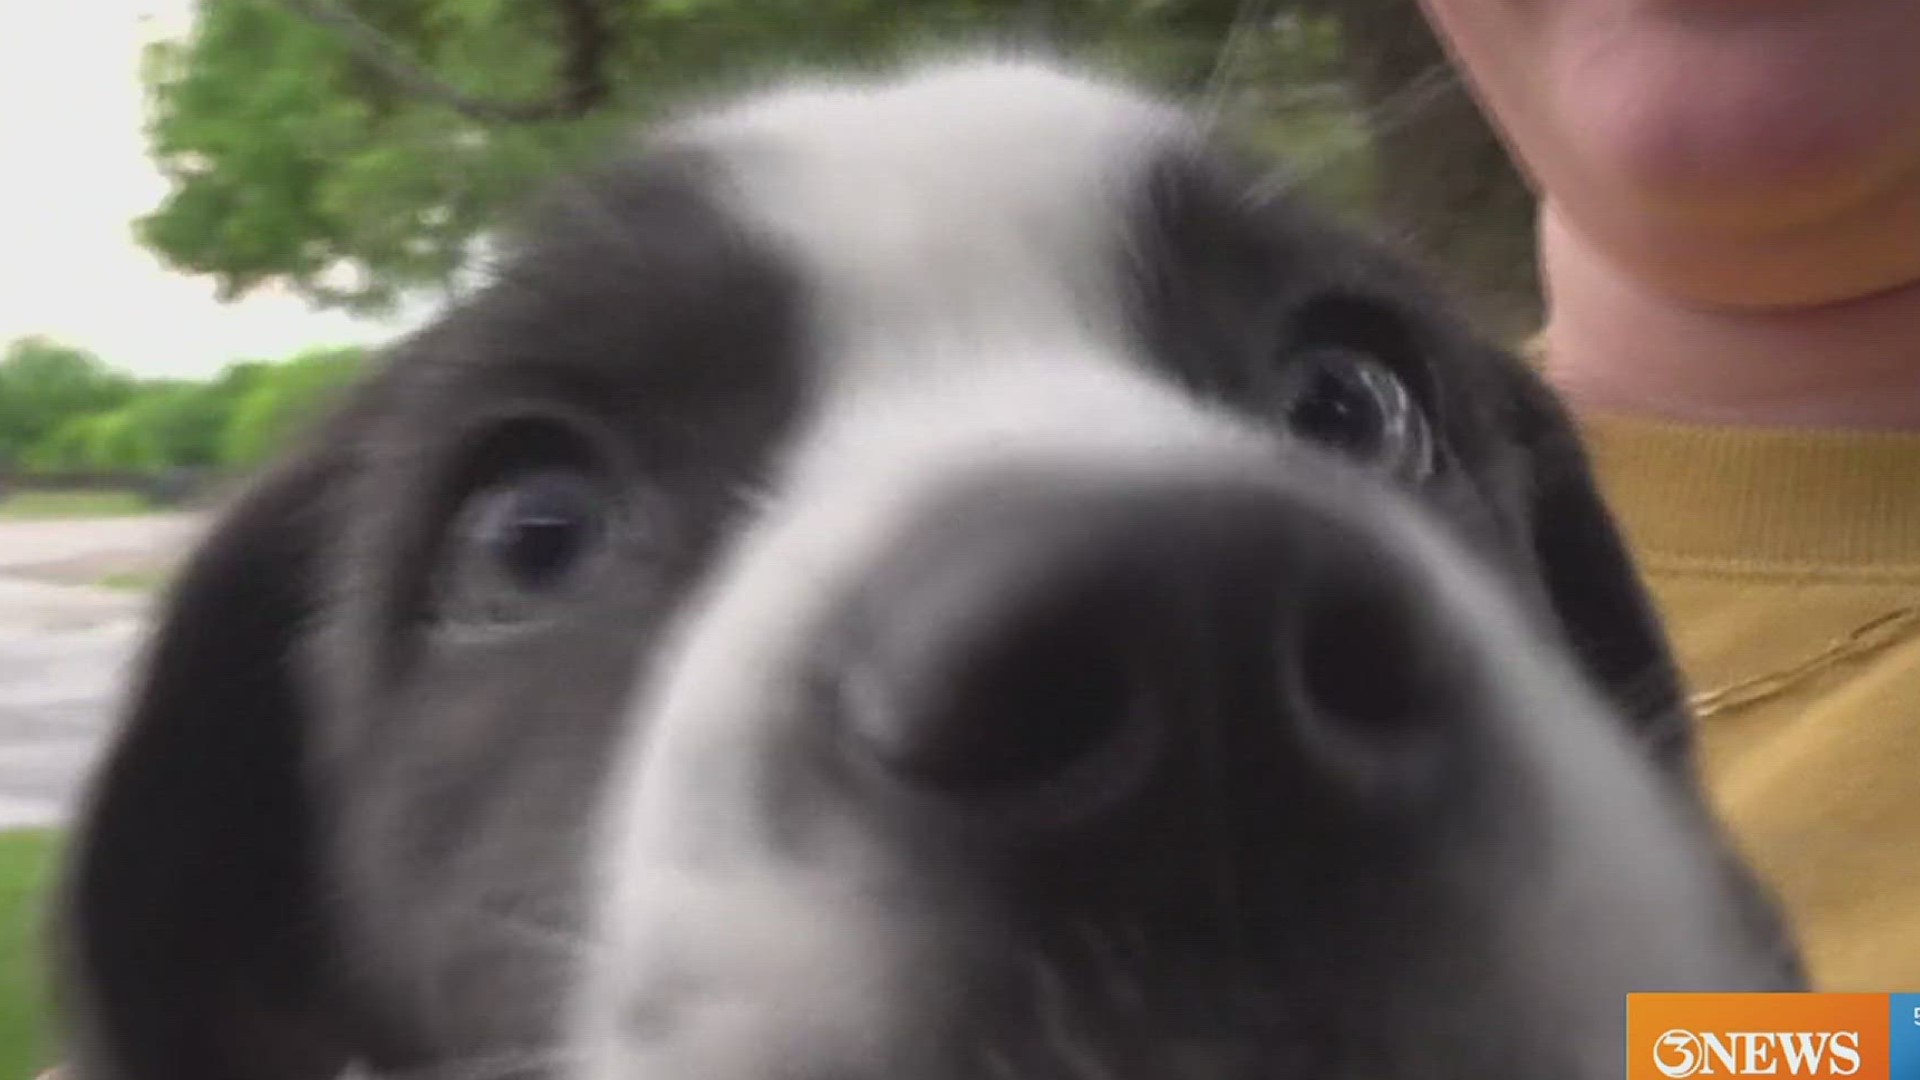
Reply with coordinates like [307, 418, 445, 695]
[0, 1, 1534, 1074]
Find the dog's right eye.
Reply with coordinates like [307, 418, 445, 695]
[431, 463, 617, 632]
[468, 469, 608, 592]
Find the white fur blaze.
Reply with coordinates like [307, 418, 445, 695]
[571, 58, 1254, 1080]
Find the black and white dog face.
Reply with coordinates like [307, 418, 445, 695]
[55, 58, 1801, 1080]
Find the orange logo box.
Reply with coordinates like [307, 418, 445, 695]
[1629, 994, 1891, 1080]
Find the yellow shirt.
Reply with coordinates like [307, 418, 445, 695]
[1579, 412, 1920, 991]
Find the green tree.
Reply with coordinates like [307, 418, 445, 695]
[139, 1, 1417, 311]
[77, 409, 166, 472]
[21, 416, 99, 472]
[0, 338, 137, 467]
[207, 360, 276, 406]
[114, 381, 234, 468]
[15, 350, 368, 474]
[221, 345, 368, 467]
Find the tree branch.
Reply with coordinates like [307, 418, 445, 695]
[277, 0, 612, 123]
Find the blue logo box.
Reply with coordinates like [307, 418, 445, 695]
[1893, 994, 1920, 1079]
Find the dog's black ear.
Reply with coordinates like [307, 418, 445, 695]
[51, 425, 357, 1080]
[1511, 377, 1693, 772]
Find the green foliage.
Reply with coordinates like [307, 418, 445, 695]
[220, 346, 366, 467]
[3, 337, 369, 476]
[138, 0, 1360, 312]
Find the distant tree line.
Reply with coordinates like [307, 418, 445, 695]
[0, 335, 365, 476]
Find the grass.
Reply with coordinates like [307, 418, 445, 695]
[0, 829, 60, 1080]
[93, 569, 170, 594]
[0, 490, 152, 521]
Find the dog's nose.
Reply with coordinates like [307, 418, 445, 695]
[827, 470, 1467, 825]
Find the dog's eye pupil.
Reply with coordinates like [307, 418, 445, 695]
[1279, 349, 1432, 477]
[1288, 363, 1384, 453]
[474, 471, 604, 590]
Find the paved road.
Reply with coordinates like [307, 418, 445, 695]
[0, 514, 204, 829]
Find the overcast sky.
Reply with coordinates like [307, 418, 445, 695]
[0, 1, 429, 379]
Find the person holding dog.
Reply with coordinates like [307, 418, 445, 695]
[1414, 0, 1920, 990]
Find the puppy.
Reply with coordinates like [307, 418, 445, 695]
[50, 57, 1802, 1080]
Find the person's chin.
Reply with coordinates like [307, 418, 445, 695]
[1584, 77, 1808, 197]
[1551, 54, 1920, 249]
[1546, 170, 1920, 312]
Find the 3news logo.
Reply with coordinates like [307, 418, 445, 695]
[1650, 1029, 1863, 1077]
[1627, 993, 1920, 1080]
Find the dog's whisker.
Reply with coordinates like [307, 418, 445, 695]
[1191, 631, 1250, 951]
[358, 1047, 585, 1080]
[453, 899, 599, 963]
[1029, 955, 1117, 1080]
[1198, 0, 1281, 131]
[980, 1046, 1024, 1080]
[1245, 60, 1463, 205]
[1070, 920, 1145, 1016]
[481, 913, 597, 962]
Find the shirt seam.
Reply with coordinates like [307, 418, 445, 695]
[1635, 554, 1920, 585]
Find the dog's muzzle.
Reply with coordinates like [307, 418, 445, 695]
[585, 457, 1794, 1080]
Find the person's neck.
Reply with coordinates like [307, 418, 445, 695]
[1537, 207, 1920, 431]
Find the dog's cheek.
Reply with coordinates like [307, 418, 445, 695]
[320, 621, 652, 1056]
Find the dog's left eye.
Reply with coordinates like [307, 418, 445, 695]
[1275, 347, 1434, 479]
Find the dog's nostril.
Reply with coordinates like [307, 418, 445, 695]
[832, 476, 1462, 823]
[840, 579, 1144, 799]
[1294, 586, 1419, 736]
[1282, 573, 1447, 796]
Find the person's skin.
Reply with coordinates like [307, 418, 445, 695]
[1414, 0, 1920, 429]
